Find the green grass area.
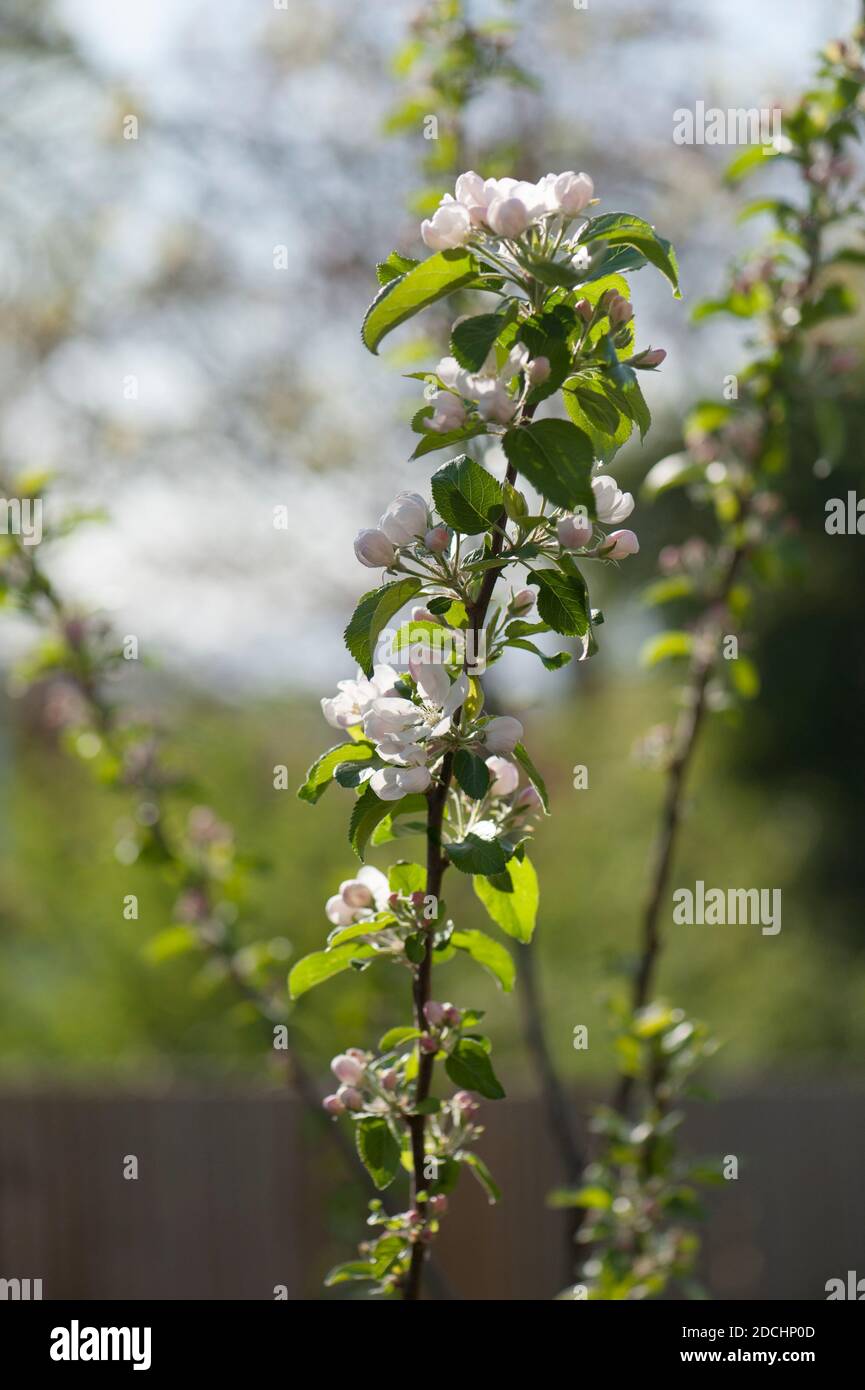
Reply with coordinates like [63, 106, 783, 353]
[1, 670, 863, 1092]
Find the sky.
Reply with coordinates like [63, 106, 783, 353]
[3, 0, 858, 698]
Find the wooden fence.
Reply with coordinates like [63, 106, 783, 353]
[0, 1081, 862, 1300]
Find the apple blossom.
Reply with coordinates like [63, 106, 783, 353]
[380, 492, 429, 546]
[423, 1000, 446, 1026]
[424, 525, 450, 553]
[321, 665, 399, 732]
[510, 587, 535, 615]
[550, 169, 594, 215]
[514, 785, 543, 812]
[322, 1094, 345, 1117]
[628, 347, 667, 368]
[557, 513, 594, 550]
[419, 1033, 439, 1054]
[483, 715, 524, 754]
[337, 1086, 364, 1111]
[609, 295, 634, 327]
[331, 1053, 365, 1085]
[420, 196, 472, 250]
[486, 755, 520, 796]
[354, 527, 397, 569]
[487, 194, 532, 239]
[592, 474, 635, 525]
[527, 355, 551, 385]
[604, 528, 640, 558]
[426, 392, 466, 434]
[325, 894, 354, 927]
[443, 1004, 461, 1027]
[369, 765, 432, 800]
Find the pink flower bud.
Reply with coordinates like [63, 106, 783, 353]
[419, 1033, 439, 1054]
[484, 714, 523, 754]
[609, 295, 634, 326]
[423, 1000, 446, 1027]
[424, 525, 450, 553]
[510, 587, 535, 616]
[527, 356, 551, 385]
[454, 1090, 479, 1114]
[388, 892, 401, 910]
[429, 1194, 449, 1216]
[574, 298, 593, 323]
[487, 195, 532, 239]
[486, 755, 520, 797]
[557, 513, 593, 551]
[411, 891, 427, 910]
[322, 1094, 345, 1116]
[604, 528, 640, 558]
[354, 527, 397, 569]
[331, 1053, 365, 1085]
[514, 785, 542, 812]
[411, 606, 438, 624]
[381, 1069, 399, 1091]
[346, 1047, 367, 1061]
[628, 347, 666, 369]
[443, 1004, 462, 1028]
[337, 1085, 364, 1111]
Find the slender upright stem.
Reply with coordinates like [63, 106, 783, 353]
[403, 437, 526, 1299]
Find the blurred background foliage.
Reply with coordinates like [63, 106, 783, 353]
[1, 0, 864, 1098]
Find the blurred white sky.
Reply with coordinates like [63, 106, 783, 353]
[5, 0, 857, 697]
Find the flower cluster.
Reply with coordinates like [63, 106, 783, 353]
[422, 169, 594, 250]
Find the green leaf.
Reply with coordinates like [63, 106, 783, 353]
[369, 579, 425, 670]
[410, 419, 487, 460]
[350, 782, 399, 860]
[143, 926, 197, 964]
[730, 654, 760, 699]
[368, 794, 428, 847]
[579, 213, 680, 296]
[388, 861, 426, 894]
[547, 1185, 612, 1210]
[379, 1025, 422, 1051]
[512, 742, 549, 814]
[642, 452, 705, 499]
[288, 943, 376, 999]
[502, 419, 595, 511]
[453, 749, 490, 800]
[506, 637, 572, 670]
[447, 832, 509, 876]
[640, 630, 694, 667]
[298, 740, 376, 804]
[356, 1116, 401, 1190]
[431, 455, 503, 532]
[324, 1260, 378, 1287]
[457, 1151, 502, 1203]
[376, 251, 420, 286]
[530, 564, 590, 637]
[445, 1037, 505, 1099]
[451, 312, 507, 372]
[362, 249, 480, 354]
[473, 855, 539, 943]
[451, 928, 515, 991]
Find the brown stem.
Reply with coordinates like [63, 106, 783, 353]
[403, 442, 526, 1299]
[614, 540, 748, 1116]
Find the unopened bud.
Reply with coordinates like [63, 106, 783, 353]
[628, 347, 666, 369]
[575, 298, 593, 323]
[331, 1053, 364, 1085]
[510, 587, 535, 615]
[419, 1033, 439, 1054]
[424, 526, 450, 553]
[443, 1004, 461, 1027]
[322, 1094, 345, 1116]
[429, 1194, 449, 1216]
[337, 1085, 364, 1110]
[423, 1000, 446, 1027]
[527, 355, 551, 385]
[381, 1068, 399, 1091]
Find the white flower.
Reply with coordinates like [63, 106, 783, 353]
[557, 513, 593, 551]
[339, 866, 390, 911]
[435, 355, 471, 393]
[363, 696, 425, 744]
[486, 195, 533, 239]
[354, 527, 397, 568]
[370, 765, 432, 800]
[591, 474, 635, 525]
[473, 378, 517, 425]
[426, 392, 466, 434]
[550, 170, 594, 215]
[604, 528, 640, 558]
[325, 894, 354, 926]
[321, 665, 399, 730]
[380, 492, 429, 546]
[421, 196, 472, 251]
[483, 715, 523, 754]
[527, 356, 551, 385]
[486, 755, 520, 796]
